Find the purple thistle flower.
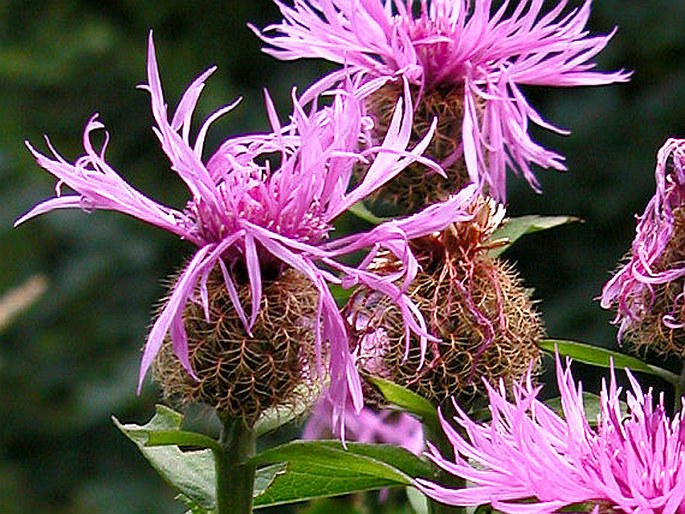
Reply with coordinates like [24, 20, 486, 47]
[304, 391, 424, 455]
[17, 33, 477, 427]
[416, 356, 685, 513]
[601, 138, 685, 341]
[253, 0, 630, 201]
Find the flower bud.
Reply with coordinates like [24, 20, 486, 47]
[601, 139, 685, 357]
[621, 206, 685, 357]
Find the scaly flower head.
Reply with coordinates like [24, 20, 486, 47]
[346, 197, 543, 409]
[416, 356, 685, 513]
[601, 138, 685, 355]
[17, 33, 477, 426]
[254, 0, 630, 202]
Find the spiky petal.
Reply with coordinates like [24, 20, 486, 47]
[304, 391, 424, 455]
[601, 138, 685, 340]
[254, 0, 631, 201]
[416, 355, 685, 513]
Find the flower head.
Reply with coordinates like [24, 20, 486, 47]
[17, 33, 476, 426]
[254, 0, 630, 201]
[601, 138, 685, 352]
[416, 356, 685, 513]
[346, 197, 543, 408]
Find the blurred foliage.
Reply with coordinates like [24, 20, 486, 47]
[1, 1, 685, 513]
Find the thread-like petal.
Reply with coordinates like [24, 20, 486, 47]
[255, 0, 630, 201]
[416, 355, 685, 513]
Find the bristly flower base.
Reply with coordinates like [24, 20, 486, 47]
[348, 200, 543, 408]
[362, 81, 474, 213]
[154, 266, 320, 425]
[623, 207, 685, 357]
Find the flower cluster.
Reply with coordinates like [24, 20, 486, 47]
[417, 356, 685, 513]
[18, 33, 476, 426]
[254, 0, 630, 201]
[601, 138, 685, 354]
[20, 2, 685, 513]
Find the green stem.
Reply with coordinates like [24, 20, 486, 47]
[215, 417, 256, 514]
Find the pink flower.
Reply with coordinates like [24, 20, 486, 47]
[17, 33, 477, 426]
[601, 138, 685, 341]
[416, 356, 685, 513]
[304, 392, 424, 455]
[253, 0, 630, 201]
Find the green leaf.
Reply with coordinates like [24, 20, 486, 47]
[366, 375, 440, 432]
[545, 393, 602, 421]
[539, 339, 680, 385]
[251, 441, 433, 508]
[329, 284, 354, 308]
[299, 498, 364, 514]
[489, 215, 580, 257]
[177, 493, 211, 514]
[407, 486, 429, 514]
[255, 463, 289, 495]
[145, 429, 221, 452]
[113, 405, 216, 511]
[349, 202, 390, 225]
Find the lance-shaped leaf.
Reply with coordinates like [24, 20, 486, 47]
[113, 405, 217, 511]
[114, 405, 287, 513]
[365, 375, 440, 432]
[489, 215, 580, 257]
[539, 339, 680, 385]
[348, 201, 391, 225]
[251, 441, 433, 508]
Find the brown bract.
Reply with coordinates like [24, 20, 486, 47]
[153, 266, 320, 424]
[625, 207, 685, 358]
[348, 201, 543, 408]
[361, 82, 478, 213]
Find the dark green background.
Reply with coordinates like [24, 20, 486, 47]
[1, 1, 683, 512]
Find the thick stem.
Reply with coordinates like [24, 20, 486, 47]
[215, 417, 256, 514]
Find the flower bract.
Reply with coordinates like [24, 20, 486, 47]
[601, 138, 685, 348]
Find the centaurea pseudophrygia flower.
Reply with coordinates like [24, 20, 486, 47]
[16, 33, 476, 427]
[344, 195, 544, 408]
[416, 356, 685, 513]
[601, 138, 685, 355]
[254, 0, 630, 202]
